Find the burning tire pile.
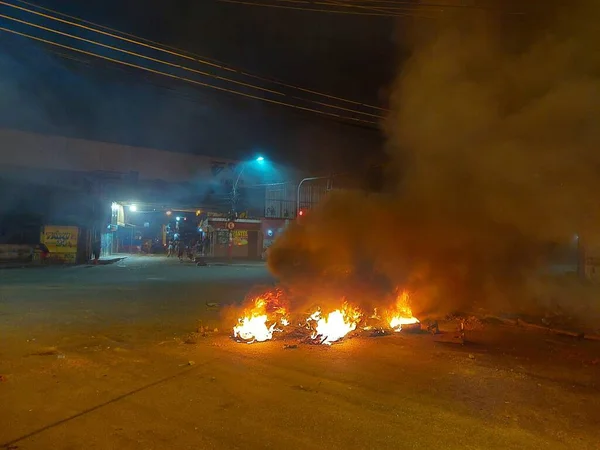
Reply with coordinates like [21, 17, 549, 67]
[232, 288, 421, 346]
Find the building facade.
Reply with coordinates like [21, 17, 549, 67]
[0, 128, 330, 261]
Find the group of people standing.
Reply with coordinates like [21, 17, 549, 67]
[166, 240, 185, 260]
[166, 238, 210, 261]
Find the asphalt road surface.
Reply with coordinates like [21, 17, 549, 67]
[0, 255, 272, 344]
[1, 256, 599, 449]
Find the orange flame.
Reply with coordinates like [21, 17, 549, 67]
[233, 291, 289, 343]
[308, 302, 362, 345]
[387, 291, 420, 331]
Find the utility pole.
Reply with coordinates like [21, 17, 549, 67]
[296, 176, 330, 216]
[231, 164, 247, 218]
[231, 156, 265, 218]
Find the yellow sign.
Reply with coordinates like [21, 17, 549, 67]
[41, 226, 79, 254]
[232, 230, 248, 246]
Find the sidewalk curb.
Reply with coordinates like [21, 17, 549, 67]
[0, 263, 70, 270]
[86, 256, 128, 267]
[488, 315, 600, 342]
[206, 263, 265, 268]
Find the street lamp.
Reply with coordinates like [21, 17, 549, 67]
[231, 156, 267, 217]
[296, 176, 330, 217]
[129, 204, 138, 212]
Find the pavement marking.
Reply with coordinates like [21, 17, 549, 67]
[0, 357, 220, 449]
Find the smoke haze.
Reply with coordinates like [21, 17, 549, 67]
[268, 0, 600, 322]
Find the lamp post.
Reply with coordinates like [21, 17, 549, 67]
[229, 156, 265, 260]
[231, 156, 265, 218]
[296, 176, 330, 217]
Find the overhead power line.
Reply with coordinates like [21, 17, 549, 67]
[273, 0, 421, 13]
[220, 0, 524, 15]
[0, 14, 278, 96]
[321, 0, 437, 18]
[0, 14, 381, 118]
[0, 26, 379, 126]
[0, 12, 383, 119]
[4, 39, 218, 109]
[328, 0, 524, 12]
[7, 0, 388, 113]
[217, 0, 416, 16]
[0, 11, 382, 122]
[0, 1, 383, 124]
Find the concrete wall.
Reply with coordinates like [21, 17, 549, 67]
[0, 128, 267, 186]
[0, 244, 33, 262]
[0, 128, 306, 217]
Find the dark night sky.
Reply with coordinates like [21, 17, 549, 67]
[0, 0, 400, 172]
[40, 0, 397, 102]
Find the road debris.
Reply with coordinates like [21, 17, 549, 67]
[30, 347, 59, 356]
[368, 329, 388, 338]
[0, 374, 7, 382]
[179, 361, 195, 367]
[401, 322, 422, 333]
[427, 321, 440, 335]
[193, 321, 217, 339]
[283, 344, 298, 349]
[183, 333, 199, 344]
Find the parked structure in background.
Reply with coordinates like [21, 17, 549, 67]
[0, 128, 370, 262]
[260, 172, 369, 259]
[264, 171, 364, 219]
[0, 128, 309, 262]
[265, 182, 299, 219]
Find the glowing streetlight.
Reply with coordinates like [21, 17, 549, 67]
[231, 157, 268, 216]
[129, 204, 138, 212]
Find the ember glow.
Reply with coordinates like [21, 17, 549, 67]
[233, 290, 289, 343]
[234, 312, 275, 343]
[387, 291, 420, 332]
[308, 302, 362, 345]
[232, 287, 422, 345]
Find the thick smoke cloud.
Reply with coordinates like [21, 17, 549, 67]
[268, 0, 600, 321]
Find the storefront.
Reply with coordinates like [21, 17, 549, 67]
[207, 218, 263, 259]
